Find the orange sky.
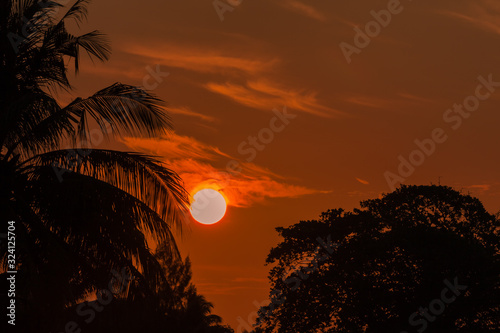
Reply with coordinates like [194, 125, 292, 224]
[65, 0, 500, 329]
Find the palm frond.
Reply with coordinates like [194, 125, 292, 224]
[7, 103, 76, 158]
[60, 0, 90, 25]
[47, 24, 111, 72]
[16, 165, 177, 291]
[2, 89, 64, 157]
[62, 83, 171, 141]
[73, 30, 111, 64]
[22, 149, 190, 233]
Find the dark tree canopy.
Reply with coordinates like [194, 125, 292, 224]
[256, 185, 500, 333]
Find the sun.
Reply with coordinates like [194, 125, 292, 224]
[190, 188, 227, 225]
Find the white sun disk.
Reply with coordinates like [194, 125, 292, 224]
[190, 189, 227, 225]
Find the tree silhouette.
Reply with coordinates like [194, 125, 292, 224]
[50, 244, 234, 333]
[0, 1, 189, 330]
[154, 244, 234, 332]
[256, 185, 500, 332]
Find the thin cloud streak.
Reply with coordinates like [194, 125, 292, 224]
[356, 178, 370, 185]
[122, 133, 231, 161]
[205, 80, 342, 117]
[168, 106, 216, 122]
[123, 44, 279, 75]
[282, 0, 327, 22]
[439, 0, 500, 36]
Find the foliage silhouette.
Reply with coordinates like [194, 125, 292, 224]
[45, 244, 234, 333]
[0, 1, 191, 330]
[255, 185, 500, 332]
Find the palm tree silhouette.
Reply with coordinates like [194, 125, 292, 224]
[0, 1, 189, 329]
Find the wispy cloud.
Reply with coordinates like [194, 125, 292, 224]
[344, 93, 434, 110]
[122, 43, 340, 118]
[462, 183, 500, 204]
[121, 133, 230, 161]
[205, 80, 342, 117]
[122, 133, 328, 207]
[464, 184, 492, 194]
[123, 44, 278, 75]
[439, 0, 500, 36]
[168, 158, 328, 207]
[282, 0, 327, 22]
[356, 177, 370, 185]
[167, 106, 216, 122]
[398, 93, 439, 105]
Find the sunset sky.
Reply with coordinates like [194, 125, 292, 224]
[64, 0, 500, 329]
